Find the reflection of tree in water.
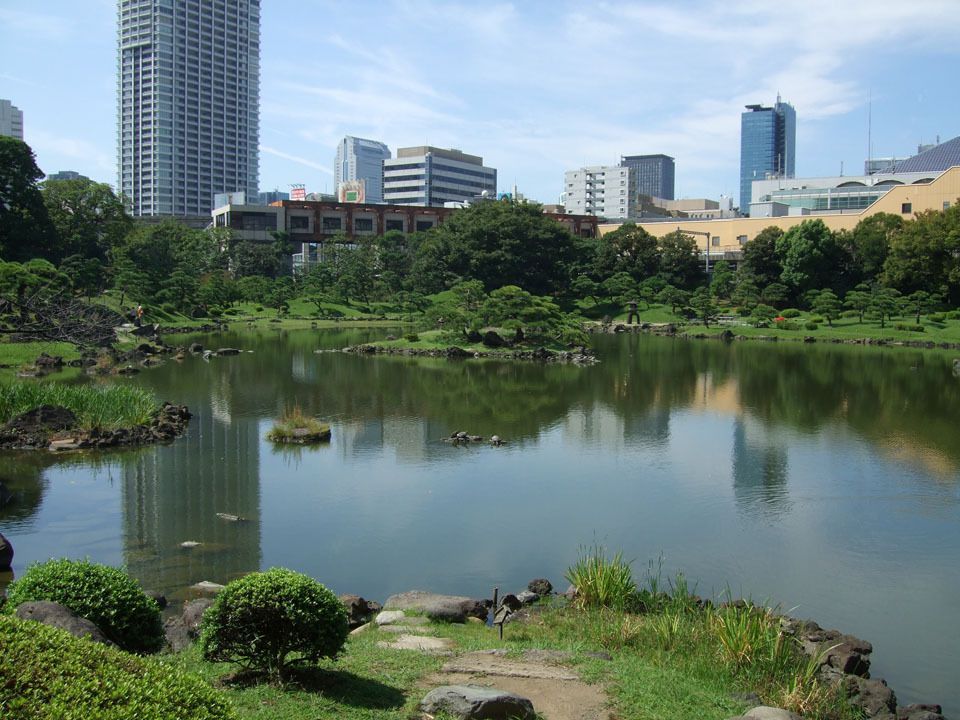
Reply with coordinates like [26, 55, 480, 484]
[0, 453, 49, 529]
[732, 418, 789, 515]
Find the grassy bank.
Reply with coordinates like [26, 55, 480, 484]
[162, 595, 856, 720]
[0, 380, 159, 429]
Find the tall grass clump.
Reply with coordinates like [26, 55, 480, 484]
[0, 381, 158, 429]
[565, 544, 637, 610]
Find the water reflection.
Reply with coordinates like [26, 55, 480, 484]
[732, 418, 789, 515]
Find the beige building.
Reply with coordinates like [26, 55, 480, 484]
[600, 166, 960, 260]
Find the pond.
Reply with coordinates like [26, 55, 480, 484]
[2, 327, 959, 715]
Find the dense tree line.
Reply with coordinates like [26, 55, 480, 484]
[2, 135, 959, 339]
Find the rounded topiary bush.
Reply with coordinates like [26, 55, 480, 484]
[199, 568, 349, 679]
[0, 615, 235, 720]
[6, 558, 163, 653]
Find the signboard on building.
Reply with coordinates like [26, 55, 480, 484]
[338, 180, 365, 204]
[290, 184, 306, 201]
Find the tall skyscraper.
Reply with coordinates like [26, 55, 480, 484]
[383, 146, 496, 207]
[334, 136, 391, 203]
[117, 0, 260, 219]
[739, 95, 795, 214]
[620, 154, 675, 200]
[0, 99, 24, 139]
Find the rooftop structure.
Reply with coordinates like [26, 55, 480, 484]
[740, 96, 796, 213]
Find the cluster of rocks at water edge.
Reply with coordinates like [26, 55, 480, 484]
[340, 340, 597, 365]
[0, 401, 191, 451]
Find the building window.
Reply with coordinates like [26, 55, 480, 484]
[354, 217, 373, 232]
[321, 216, 342, 231]
[712, 236, 720, 246]
[944, 201, 951, 210]
[901, 202, 912, 214]
[737, 235, 748, 245]
[385, 219, 404, 232]
[416, 220, 435, 232]
[289, 215, 309, 230]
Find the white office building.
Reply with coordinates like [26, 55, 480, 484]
[0, 99, 24, 139]
[383, 146, 496, 207]
[563, 165, 636, 220]
[334, 136, 391, 203]
[117, 0, 260, 219]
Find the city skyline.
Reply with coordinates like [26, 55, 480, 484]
[2, 1, 958, 206]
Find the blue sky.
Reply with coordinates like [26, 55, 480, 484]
[1, 0, 958, 205]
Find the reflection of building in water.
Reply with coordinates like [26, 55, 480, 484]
[563, 404, 670, 449]
[732, 417, 789, 514]
[121, 404, 261, 597]
[335, 416, 438, 464]
[291, 351, 319, 383]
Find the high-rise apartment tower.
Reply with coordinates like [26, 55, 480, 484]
[0, 99, 24, 139]
[739, 95, 795, 214]
[117, 0, 260, 219]
[334, 136, 391, 203]
[620, 154, 675, 200]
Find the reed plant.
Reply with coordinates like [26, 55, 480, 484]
[0, 380, 158, 429]
[565, 544, 637, 611]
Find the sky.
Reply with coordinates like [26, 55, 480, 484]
[1, 0, 959, 206]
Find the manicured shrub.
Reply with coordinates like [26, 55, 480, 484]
[804, 322, 819, 331]
[403, 332, 420, 343]
[199, 568, 348, 679]
[5, 558, 164, 653]
[565, 545, 637, 611]
[0, 615, 235, 720]
[780, 308, 801, 318]
[927, 312, 946, 323]
[894, 323, 925, 332]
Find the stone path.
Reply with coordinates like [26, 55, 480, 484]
[372, 609, 612, 720]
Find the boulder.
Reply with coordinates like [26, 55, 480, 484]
[419, 685, 535, 720]
[499, 594, 522, 612]
[445, 346, 473, 358]
[15, 601, 114, 646]
[843, 675, 897, 718]
[34, 353, 63, 368]
[4, 405, 77, 433]
[165, 598, 214, 652]
[527, 578, 553, 595]
[384, 590, 488, 623]
[897, 704, 945, 720]
[189, 342, 204, 353]
[339, 594, 373, 629]
[801, 626, 872, 677]
[375, 610, 407, 626]
[743, 708, 804, 720]
[482, 330, 506, 348]
[0, 532, 12, 570]
[515, 590, 539, 605]
[146, 591, 167, 610]
[216, 347, 241, 356]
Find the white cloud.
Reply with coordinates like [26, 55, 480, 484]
[261, 146, 333, 175]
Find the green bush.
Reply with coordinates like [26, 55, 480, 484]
[778, 320, 799, 331]
[894, 323, 925, 332]
[161, 303, 177, 314]
[809, 316, 824, 324]
[403, 332, 420, 343]
[946, 310, 960, 320]
[565, 545, 637, 611]
[5, 558, 164, 653]
[0, 615, 235, 720]
[804, 322, 819, 331]
[780, 308, 801, 318]
[199, 568, 348, 679]
[927, 312, 946, 323]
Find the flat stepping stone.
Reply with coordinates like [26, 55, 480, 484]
[442, 651, 579, 681]
[420, 685, 535, 720]
[384, 590, 487, 623]
[379, 624, 435, 635]
[376, 633, 454, 654]
[375, 610, 407, 625]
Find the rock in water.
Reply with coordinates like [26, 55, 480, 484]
[0, 532, 12, 570]
[420, 685, 535, 720]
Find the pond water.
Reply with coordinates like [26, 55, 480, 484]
[2, 327, 959, 714]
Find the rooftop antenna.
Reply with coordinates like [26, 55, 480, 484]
[867, 89, 872, 174]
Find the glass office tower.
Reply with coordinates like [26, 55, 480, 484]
[620, 154, 676, 200]
[334, 136, 391, 204]
[739, 96, 795, 214]
[117, 0, 260, 218]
